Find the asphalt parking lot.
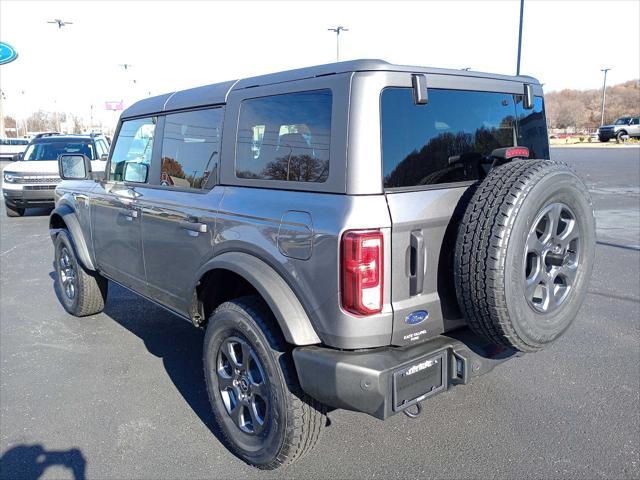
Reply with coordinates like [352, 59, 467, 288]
[1, 147, 639, 480]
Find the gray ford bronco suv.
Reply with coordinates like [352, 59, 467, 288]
[50, 60, 595, 469]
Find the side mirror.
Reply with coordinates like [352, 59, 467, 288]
[100, 153, 109, 161]
[11, 153, 23, 162]
[123, 162, 148, 183]
[58, 154, 92, 180]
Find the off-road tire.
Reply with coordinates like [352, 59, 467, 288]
[616, 130, 627, 143]
[5, 202, 24, 217]
[203, 296, 325, 469]
[454, 160, 595, 352]
[54, 230, 108, 316]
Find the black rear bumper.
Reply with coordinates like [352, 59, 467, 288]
[293, 329, 519, 419]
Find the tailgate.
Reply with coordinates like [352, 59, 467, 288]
[385, 188, 466, 346]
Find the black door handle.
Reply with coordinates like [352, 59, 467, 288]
[410, 230, 425, 296]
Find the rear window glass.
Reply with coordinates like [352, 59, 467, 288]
[23, 139, 96, 161]
[381, 88, 549, 189]
[235, 90, 331, 183]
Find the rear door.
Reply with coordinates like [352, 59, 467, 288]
[139, 108, 224, 314]
[382, 81, 548, 346]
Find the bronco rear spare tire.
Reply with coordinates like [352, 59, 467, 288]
[454, 160, 595, 352]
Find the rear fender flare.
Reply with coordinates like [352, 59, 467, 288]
[196, 251, 321, 346]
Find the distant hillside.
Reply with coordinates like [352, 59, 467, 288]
[545, 79, 640, 129]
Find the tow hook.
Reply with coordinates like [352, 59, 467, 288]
[403, 402, 422, 418]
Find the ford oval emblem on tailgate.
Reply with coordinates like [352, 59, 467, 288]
[405, 310, 428, 325]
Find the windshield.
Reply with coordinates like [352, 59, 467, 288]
[23, 140, 96, 161]
[381, 88, 549, 189]
[614, 118, 631, 125]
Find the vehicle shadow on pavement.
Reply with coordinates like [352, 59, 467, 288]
[22, 207, 54, 217]
[0, 444, 86, 480]
[96, 281, 227, 446]
[48, 272, 232, 455]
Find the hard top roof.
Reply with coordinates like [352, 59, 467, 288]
[122, 59, 541, 119]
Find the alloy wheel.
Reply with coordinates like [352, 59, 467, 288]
[58, 246, 77, 300]
[523, 203, 581, 314]
[216, 336, 270, 435]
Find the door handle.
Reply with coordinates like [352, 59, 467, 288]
[180, 218, 207, 233]
[409, 230, 425, 296]
[119, 208, 139, 220]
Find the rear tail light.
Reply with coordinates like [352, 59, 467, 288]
[504, 146, 529, 159]
[341, 230, 384, 315]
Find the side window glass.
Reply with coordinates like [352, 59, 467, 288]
[631, 118, 639, 125]
[96, 140, 108, 157]
[160, 108, 222, 189]
[109, 117, 156, 182]
[235, 90, 332, 182]
[516, 96, 549, 160]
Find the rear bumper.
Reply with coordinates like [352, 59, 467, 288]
[293, 329, 519, 419]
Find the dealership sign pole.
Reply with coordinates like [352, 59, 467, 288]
[0, 42, 19, 138]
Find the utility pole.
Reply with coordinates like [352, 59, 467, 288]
[600, 68, 611, 126]
[516, 0, 524, 75]
[328, 26, 348, 62]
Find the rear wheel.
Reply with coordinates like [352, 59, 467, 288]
[203, 296, 325, 469]
[54, 230, 108, 316]
[454, 160, 595, 352]
[5, 202, 24, 217]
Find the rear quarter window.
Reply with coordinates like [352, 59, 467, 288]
[235, 90, 332, 183]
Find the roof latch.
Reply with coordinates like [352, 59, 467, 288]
[412, 74, 428, 105]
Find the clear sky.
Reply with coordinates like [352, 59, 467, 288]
[1, 0, 639, 128]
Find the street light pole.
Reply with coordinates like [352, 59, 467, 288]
[328, 26, 348, 62]
[516, 0, 524, 75]
[600, 68, 611, 126]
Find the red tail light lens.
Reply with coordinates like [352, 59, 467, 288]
[341, 230, 384, 315]
[505, 146, 529, 159]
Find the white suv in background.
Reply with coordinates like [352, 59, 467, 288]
[0, 138, 29, 161]
[2, 133, 108, 217]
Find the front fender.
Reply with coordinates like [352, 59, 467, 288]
[49, 202, 96, 271]
[196, 251, 321, 346]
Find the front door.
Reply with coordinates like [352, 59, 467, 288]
[92, 183, 145, 288]
[91, 116, 157, 292]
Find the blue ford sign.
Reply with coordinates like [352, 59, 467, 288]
[405, 310, 429, 325]
[0, 42, 18, 65]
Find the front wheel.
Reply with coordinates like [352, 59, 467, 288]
[54, 230, 108, 316]
[203, 296, 325, 469]
[616, 130, 627, 143]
